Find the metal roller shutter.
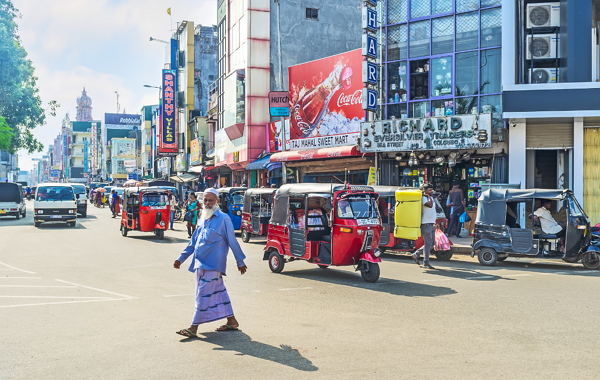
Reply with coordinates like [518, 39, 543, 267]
[526, 123, 573, 149]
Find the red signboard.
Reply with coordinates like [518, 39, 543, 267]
[287, 49, 364, 150]
[158, 69, 178, 156]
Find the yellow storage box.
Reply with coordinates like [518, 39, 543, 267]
[394, 189, 422, 240]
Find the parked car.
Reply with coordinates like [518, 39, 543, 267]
[0, 182, 26, 219]
[65, 183, 88, 217]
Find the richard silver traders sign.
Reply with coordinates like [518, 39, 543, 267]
[360, 114, 492, 152]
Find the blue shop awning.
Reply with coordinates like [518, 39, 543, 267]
[245, 155, 272, 170]
[265, 162, 282, 171]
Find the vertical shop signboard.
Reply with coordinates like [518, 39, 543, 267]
[83, 139, 89, 173]
[362, 0, 378, 111]
[90, 122, 98, 175]
[158, 69, 178, 156]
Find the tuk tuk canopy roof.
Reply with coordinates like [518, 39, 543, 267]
[477, 188, 572, 225]
[243, 188, 276, 212]
[124, 187, 170, 196]
[217, 187, 247, 194]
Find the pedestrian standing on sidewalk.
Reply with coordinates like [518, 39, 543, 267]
[173, 188, 247, 338]
[185, 192, 200, 238]
[445, 181, 466, 238]
[411, 184, 437, 269]
[168, 191, 177, 230]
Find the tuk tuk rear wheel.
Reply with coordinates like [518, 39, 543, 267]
[155, 229, 164, 240]
[360, 262, 380, 283]
[434, 249, 453, 261]
[121, 224, 128, 237]
[478, 248, 498, 266]
[241, 229, 250, 243]
[268, 251, 285, 273]
[581, 251, 600, 270]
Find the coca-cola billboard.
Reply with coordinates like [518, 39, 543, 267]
[287, 49, 364, 150]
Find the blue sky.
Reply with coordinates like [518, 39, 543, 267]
[13, 0, 217, 171]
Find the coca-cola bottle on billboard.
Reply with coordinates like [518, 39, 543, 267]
[290, 64, 353, 139]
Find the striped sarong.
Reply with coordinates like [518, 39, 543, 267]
[192, 269, 234, 325]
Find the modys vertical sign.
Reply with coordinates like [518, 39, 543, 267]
[362, 0, 378, 112]
[158, 69, 178, 156]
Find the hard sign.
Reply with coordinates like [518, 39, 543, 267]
[362, 34, 377, 59]
[363, 0, 377, 6]
[362, 7, 377, 32]
[360, 114, 493, 152]
[269, 91, 290, 117]
[362, 61, 378, 84]
[362, 88, 378, 111]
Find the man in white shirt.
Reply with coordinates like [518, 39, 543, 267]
[412, 184, 437, 269]
[534, 199, 565, 237]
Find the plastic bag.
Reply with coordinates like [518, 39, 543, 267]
[434, 228, 451, 251]
[459, 211, 471, 223]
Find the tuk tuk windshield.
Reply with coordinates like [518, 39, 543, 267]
[567, 195, 585, 218]
[231, 191, 245, 205]
[141, 194, 167, 207]
[337, 194, 379, 219]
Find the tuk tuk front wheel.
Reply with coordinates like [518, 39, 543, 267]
[434, 249, 453, 261]
[268, 251, 285, 273]
[155, 229, 165, 240]
[121, 224, 128, 237]
[581, 251, 600, 270]
[241, 229, 250, 243]
[360, 262, 380, 283]
[478, 248, 498, 266]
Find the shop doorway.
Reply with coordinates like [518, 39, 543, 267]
[532, 150, 571, 190]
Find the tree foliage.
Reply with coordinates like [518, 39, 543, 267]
[0, 0, 59, 154]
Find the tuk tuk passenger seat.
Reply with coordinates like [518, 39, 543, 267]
[529, 214, 559, 239]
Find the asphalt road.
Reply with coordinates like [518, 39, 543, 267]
[1, 202, 600, 380]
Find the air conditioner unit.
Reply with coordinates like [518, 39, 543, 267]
[526, 3, 560, 29]
[526, 34, 559, 59]
[529, 68, 558, 84]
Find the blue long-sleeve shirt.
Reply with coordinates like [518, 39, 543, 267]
[177, 209, 246, 274]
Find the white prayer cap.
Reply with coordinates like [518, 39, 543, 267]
[204, 188, 219, 198]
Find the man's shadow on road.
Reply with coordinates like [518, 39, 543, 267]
[183, 331, 318, 372]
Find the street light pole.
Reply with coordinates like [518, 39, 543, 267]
[115, 91, 120, 113]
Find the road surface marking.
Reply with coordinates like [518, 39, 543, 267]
[0, 285, 77, 288]
[539, 272, 568, 275]
[0, 262, 36, 274]
[0, 277, 42, 279]
[278, 287, 313, 291]
[465, 276, 496, 279]
[55, 279, 137, 300]
[0, 298, 134, 308]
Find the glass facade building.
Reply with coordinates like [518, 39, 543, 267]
[382, 0, 502, 130]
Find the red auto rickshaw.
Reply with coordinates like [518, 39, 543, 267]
[372, 186, 453, 260]
[264, 184, 382, 282]
[241, 188, 276, 243]
[120, 187, 170, 240]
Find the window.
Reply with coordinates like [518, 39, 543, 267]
[481, 0, 502, 7]
[409, 20, 430, 58]
[456, 51, 478, 96]
[480, 95, 502, 128]
[454, 96, 477, 115]
[411, 0, 430, 19]
[481, 7, 502, 48]
[456, 0, 479, 13]
[387, 104, 408, 119]
[480, 48, 501, 94]
[410, 101, 430, 118]
[432, 16, 454, 55]
[306, 8, 318, 20]
[387, 24, 408, 61]
[387, 61, 408, 103]
[387, 0, 408, 24]
[432, 99, 454, 116]
[456, 12, 479, 51]
[432, 0, 452, 14]
[431, 56, 453, 97]
[409, 59, 429, 100]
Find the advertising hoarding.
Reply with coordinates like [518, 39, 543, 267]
[104, 113, 142, 130]
[360, 114, 492, 153]
[267, 119, 290, 152]
[112, 139, 136, 157]
[158, 69, 178, 156]
[288, 49, 364, 150]
[190, 138, 202, 165]
[214, 130, 227, 165]
[269, 91, 290, 117]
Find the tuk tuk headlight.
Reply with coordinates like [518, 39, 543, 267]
[373, 249, 382, 258]
[236, 210, 242, 216]
[160, 221, 165, 227]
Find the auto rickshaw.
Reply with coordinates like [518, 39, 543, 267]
[241, 188, 277, 243]
[471, 188, 600, 269]
[264, 184, 382, 282]
[120, 187, 170, 240]
[217, 187, 247, 230]
[373, 186, 453, 260]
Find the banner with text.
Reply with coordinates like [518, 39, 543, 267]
[158, 69, 178, 156]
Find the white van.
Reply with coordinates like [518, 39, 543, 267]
[34, 183, 78, 227]
[0, 182, 26, 219]
[65, 183, 88, 217]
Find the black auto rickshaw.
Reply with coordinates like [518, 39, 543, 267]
[240, 188, 276, 243]
[471, 188, 600, 269]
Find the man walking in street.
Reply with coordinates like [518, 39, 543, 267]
[110, 190, 118, 218]
[411, 184, 437, 269]
[168, 190, 177, 230]
[173, 188, 247, 338]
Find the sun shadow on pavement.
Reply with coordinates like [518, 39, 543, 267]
[195, 331, 318, 372]
[282, 269, 457, 298]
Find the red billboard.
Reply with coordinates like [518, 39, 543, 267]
[288, 49, 364, 150]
